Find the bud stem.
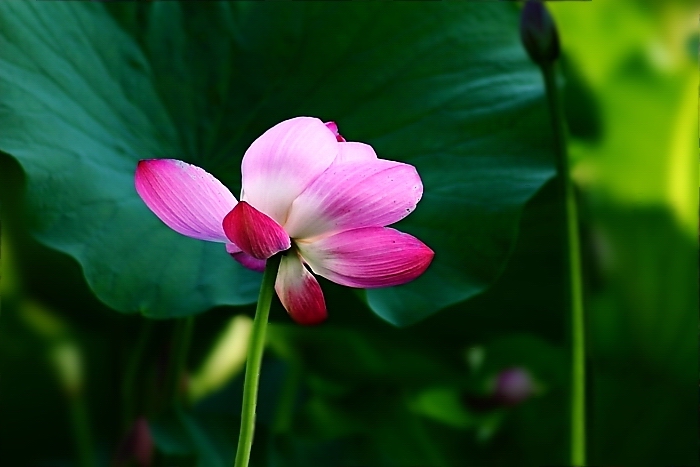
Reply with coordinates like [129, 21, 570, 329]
[541, 61, 587, 467]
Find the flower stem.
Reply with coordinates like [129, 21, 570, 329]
[68, 390, 96, 467]
[234, 254, 281, 467]
[122, 318, 152, 427]
[167, 315, 195, 408]
[541, 62, 586, 466]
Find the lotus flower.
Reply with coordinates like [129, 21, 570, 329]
[135, 117, 433, 324]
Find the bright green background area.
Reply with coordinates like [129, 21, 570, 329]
[0, 1, 697, 466]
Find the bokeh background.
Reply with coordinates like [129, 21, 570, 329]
[1, 1, 697, 466]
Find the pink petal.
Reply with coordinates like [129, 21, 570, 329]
[135, 159, 236, 242]
[240, 117, 338, 224]
[275, 252, 327, 325]
[222, 201, 291, 260]
[284, 159, 423, 239]
[324, 121, 346, 142]
[297, 227, 434, 288]
[335, 142, 377, 163]
[225, 244, 266, 272]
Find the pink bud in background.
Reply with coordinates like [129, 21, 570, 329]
[463, 367, 537, 412]
[492, 367, 536, 407]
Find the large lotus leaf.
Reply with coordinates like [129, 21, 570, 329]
[0, 2, 554, 322]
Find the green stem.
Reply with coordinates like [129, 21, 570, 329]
[234, 254, 282, 467]
[542, 63, 586, 466]
[122, 318, 153, 427]
[167, 316, 195, 408]
[69, 391, 96, 467]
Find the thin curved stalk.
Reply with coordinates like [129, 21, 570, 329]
[542, 62, 586, 466]
[234, 254, 281, 467]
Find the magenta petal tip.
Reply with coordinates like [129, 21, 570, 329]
[222, 201, 291, 260]
[134, 158, 237, 243]
[324, 120, 346, 142]
[275, 255, 327, 325]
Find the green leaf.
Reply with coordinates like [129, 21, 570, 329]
[0, 3, 262, 318]
[0, 3, 554, 322]
[408, 386, 476, 429]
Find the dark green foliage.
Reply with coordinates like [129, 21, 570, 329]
[0, 2, 553, 323]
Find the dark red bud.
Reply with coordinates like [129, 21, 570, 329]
[520, 1, 560, 66]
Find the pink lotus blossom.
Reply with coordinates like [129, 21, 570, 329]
[135, 117, 433, 324]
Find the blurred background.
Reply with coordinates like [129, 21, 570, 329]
[1, 1, 697, 466]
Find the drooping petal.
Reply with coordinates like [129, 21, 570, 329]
[298, 227, 434, 288]
[135, 159, 236, 242]
[240, 117, 338, 224]
[225, 244, 266, 272]
[222, 201, 291, 260]
[324, 121, 346, 142]
[284, 159, 423, 239]
[275, 252, 327, 325]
